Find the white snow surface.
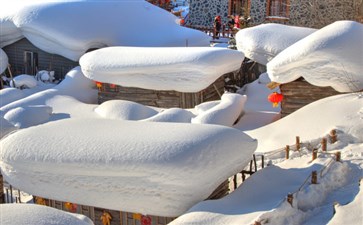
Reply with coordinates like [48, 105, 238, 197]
[0, 116, 17, 139]
[171, 93, 363, 225]
[0, 119, 257, 217]
[328, 180, 363, 225]
[80, 46, 244, 92]
[10, 74, 38, 89]
[95, 100, 158, 120]
[0, 48, 8, 73]
[0, 0, 211, 61]
[235, 23, 316, 65]
[0, 67, 98, 117]
[267, 20, 363, 92]
[0, 204, 93, 225]
[4, 105, 52, 128]
[247, 93, 363, 153]
[191, 93, 247, 127]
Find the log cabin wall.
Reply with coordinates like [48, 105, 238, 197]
[280, 78, 341, 117]
[98, 76, 226, 108]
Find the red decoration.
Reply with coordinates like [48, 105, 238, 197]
[268, 92, 283, 107]
[95, 81, 102, 89]
[141, 215, 152, 225]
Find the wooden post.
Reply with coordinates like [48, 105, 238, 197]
[330, 129, 337, 143]
[321, 138, 327, 152]
[10, 185, 13, 203]
[287, 193, 293, 206]
[311, 171, 318, 184]
[335, 151, 341, 162]
[296, 136, 300, 151]
[312, 148, 318, 161]
[261, 155, 265, 168]
[0, 172, 4, 203]
[285, 145, 290, 159]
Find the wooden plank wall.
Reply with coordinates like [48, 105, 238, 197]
[98, 76, 226, 109]
[280, 78, 341, 117]
[3, 38, 79, 80]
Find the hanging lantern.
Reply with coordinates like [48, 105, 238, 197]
[141, 215, 152, 225]
[100, 211, 112, 225]
[268, 92, 283, 107]
[109, 83, 116, 89]
[64, 202, 77, 212]
[95, 81, 102, 89]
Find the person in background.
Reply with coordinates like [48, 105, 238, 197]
[214, 15, 221, 39]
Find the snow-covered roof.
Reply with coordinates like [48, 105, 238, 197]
[0, 0, 211, 61]
[0, 204, 93, 225]
[267, 21, 363, 92]
[235, 23, 316, 65]
[80, 47, 244, 92]
[0, 118, 257, 217]
[0, 48, 8, 73]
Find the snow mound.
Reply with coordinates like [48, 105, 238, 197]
[0, 118, 257, 217]
[4, 105, 52, 128]
[95, 100, 158, 120]
[10, 74, 37, 89]
[0, 0, 210, 61]
[236, 24, 316, 65]
[247, 93, 363, 153]
[328, 180, 363, 225]
[192, 93, 247, 127]
[80, 46, 244, 92]
[0, 48, 8, 73]
[0, 204, 93, 225]
[0, 116, 17, 139]
[0, 67, 98, 116]
[194, 100, 220, 114]
[141, 108, 195, 123]
[267, 20, 363, 92]
[0, 87, 26, 107]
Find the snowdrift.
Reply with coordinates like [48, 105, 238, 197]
[80, 46, 244, 92]
[0, 0, 211, 61]
[0, 118, 257, 217]
[235, 24, 316, 65]
[0, 204, 93, 225]
[267, 21, 363, 92]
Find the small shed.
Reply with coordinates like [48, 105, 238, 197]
[279, 78, 342, 117]
[97, 76, 225, 108]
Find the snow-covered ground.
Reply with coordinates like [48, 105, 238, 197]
[0, 11, 362, 225]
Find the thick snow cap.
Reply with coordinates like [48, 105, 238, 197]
[0, 48, 8, 73]
[0, 0, 211, 61]
[267, 21, 363, 92]
[0, 118, 257, 217]
[80, 46, 244, 92]
[0, 204, 93, 225]
[235, 23, 316, 65]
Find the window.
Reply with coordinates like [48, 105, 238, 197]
[266, 0, 289, 18]
[24, 51, 38, 75]
[229, 0, 250, 17]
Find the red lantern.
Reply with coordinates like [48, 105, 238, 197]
[268, 92, 283, 107]
[141, 215, 152, 225]
[95, 81, 102, 88]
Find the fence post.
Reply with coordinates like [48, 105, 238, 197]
[321, 138, 327, 152]
[335, 151, 341, 162]
[296, 136, 300, 151]
[330, 129, 337, 143]
[312, 148, 318, 161]
[0, 172, 4, 203]
[287, 193, 293, 206]
[311, 171, 318, 184]
[285, 145, 290, 159]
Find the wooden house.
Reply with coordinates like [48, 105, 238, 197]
[2, 38, 79, 81]
[97, 76, 226, 108]
[279, 78, 342, 117]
